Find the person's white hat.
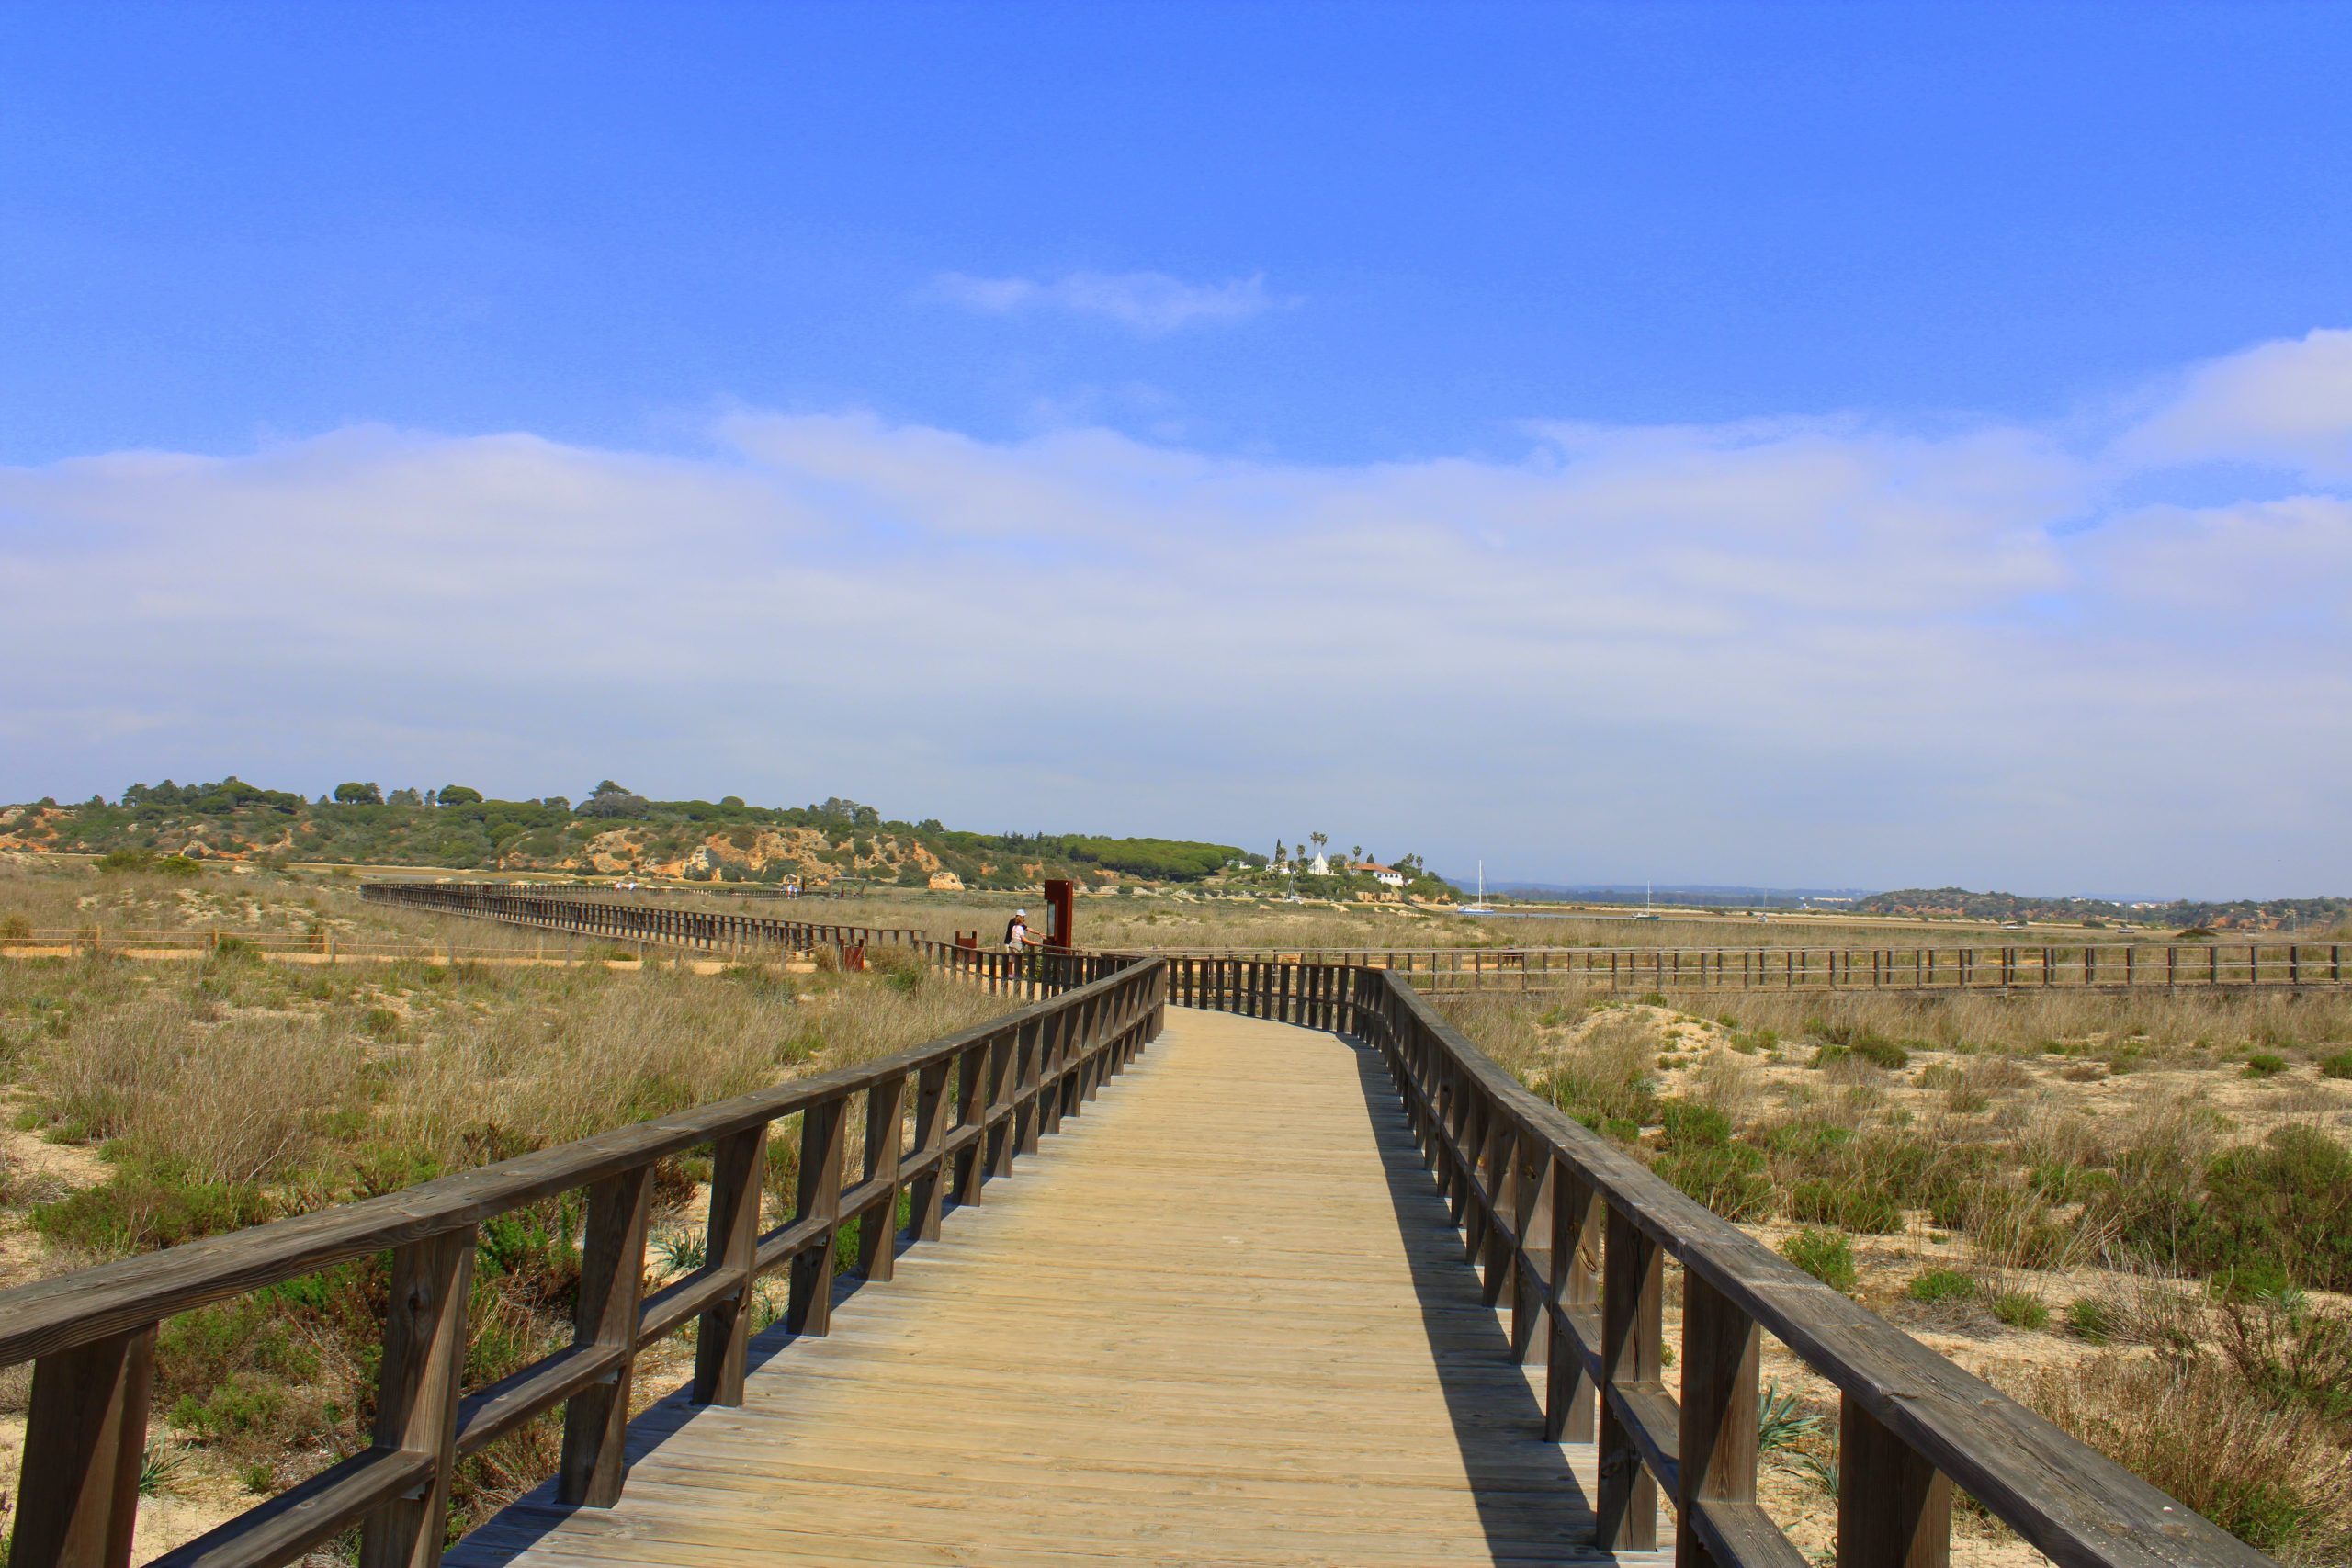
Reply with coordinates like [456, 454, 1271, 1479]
[1015, 908, 1028, 915]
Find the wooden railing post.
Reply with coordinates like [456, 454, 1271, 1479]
[1510, 1134, 1546, 1366]
[786, 1099, 847, 1336]
[559, 1170, 652, 1506]
[1838, 1399, 1951, 1568]
[361, 1227, 475, 1564]
[985, 1029, 1018, 1179]
[1678, 1271, 1760, 1568]
[1545, 1161, 1602, 1443]
[11, 1325, 156, 1568]
[954, 1042, 989, 1206]
[858, 1075, 907, 1281]
[694, 1124, 767, 1404]
[908, 1058, 953, 1241]
[1597, 1204, 1661, 1551]
[1478, 1117, 1517, 1303]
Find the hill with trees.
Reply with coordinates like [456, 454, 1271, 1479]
[1855, 886, 2352, 933]
[0, 777, 1287, 894]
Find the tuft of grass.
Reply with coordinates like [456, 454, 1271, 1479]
[2242, 1053, 2290, 1079]
[2320, 1050, 2352, 1080]
[1757, 1380, 1818, 1454]
[1781, 1227, 1858, 1293]
[1785, 1177, 1902, 1235]
[2065, 1298, 2116, 1344]
[140, 1438, 188, 1497]
[1907, 1268, 1976, 1305]
[652, 1230, 707, 1275]
[1991, 1291, 2051, 1330]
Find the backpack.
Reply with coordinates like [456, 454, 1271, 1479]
[1004, 917, 1020, 944]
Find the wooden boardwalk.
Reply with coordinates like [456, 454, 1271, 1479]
[450, 1007, 1661, 1568]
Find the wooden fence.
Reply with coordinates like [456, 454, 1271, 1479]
[0, 955, 1165, 1568]
[1147, 942, 2347, 994]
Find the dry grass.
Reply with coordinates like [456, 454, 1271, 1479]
[2018, 1351, 2352, 1562]
[29, 1001, 363, 1184]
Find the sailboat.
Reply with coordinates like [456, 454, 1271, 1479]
[1634, 880, 1660, 921]
[1458, 861, 1495, 915]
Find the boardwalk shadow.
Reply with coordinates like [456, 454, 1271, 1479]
[1342, 1034, 1607, 1562]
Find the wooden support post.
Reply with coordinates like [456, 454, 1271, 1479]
[11, 1325, 157, 1568]
[559, 1170, 652, 1507]
[1678, 1272, 1759, 1568]
[955, 1043, 988, 1206]
[1838, 1398, 1951, 1568]
[787, 1099, 848, 1336]
[1597, 1205, 1661, 1550]
[693, 1124, 767, 1405]
[1479, 1119, 1516, 1303]
[361, 1227, 476, 1563]
[1013, 1016, 1046, 1156]
[908, 1059, 951, 1241]
[984, 1031, 1017, 1180]
[858, 1076, 906, 1280]
[1510, 1135, 1545, 1366]
[1546, 1164, 1602, 1443]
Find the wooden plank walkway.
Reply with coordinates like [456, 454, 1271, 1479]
[451, 1007, 1668, 1568]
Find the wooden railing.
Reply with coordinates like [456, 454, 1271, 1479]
[362, 880, 1138, 998]
[0, 954, 1167, 1568]
[1144, 942, 2347, 993]
[359, 886, 2346, 995]
[360, 880, 930, 961]
[1161, 956, 2270, 1568]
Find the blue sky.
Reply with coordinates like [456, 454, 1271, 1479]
[4, 3, 2348, 897]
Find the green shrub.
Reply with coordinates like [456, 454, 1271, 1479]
[1659, 1101, 1733, 1147]
[477, 1195, 584, 1310]
[171, 1374, 287, 1440]
[1781, 1228, 1857, 1292]
[2065, 1298, 2115, 1344]
[2242, 1053, 2290, 1079]
[2028, 1163, 2117, 1205]
[1991, 1292, 2050, 1330]
[1637, 991, 1668, 1008]
[2188, 1126, 2352, 1290]
[1906, 1268, 1976, 1304]
[1762, 1120, 1851, 1163]
[33, 1165, 273, 1254]
[1786, 1178, 1902, 1235]
[2320, 1051, 2352, 1080]
[96, 848, 155, 874]
[1657, 1142, 1774, 1221]
[1964, 1183, 2074, 1269]
[156, 854, 202, 878]
[2217, 1292, 2352, 1424]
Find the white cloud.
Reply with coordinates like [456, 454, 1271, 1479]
[2, 332, 2346, 896]
[2118, 326, 2352, 479]
[932, 270, 1281, 334]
